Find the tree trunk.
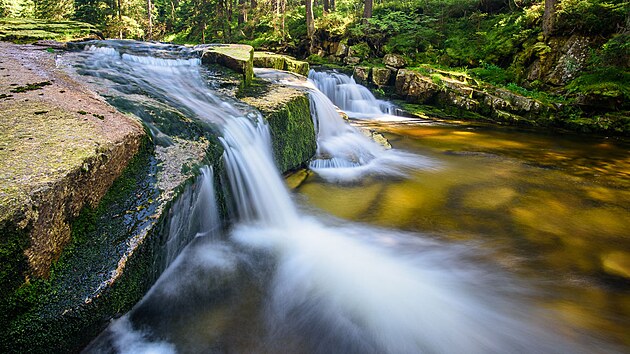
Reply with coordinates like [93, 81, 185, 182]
[117, 0, 123, 39]
[323, 0, 329, 15]
[542, 0, 556, 38]
[146, 0, 153, 40]
[362, 0, 373, 23]
[306, 0, 314, 39]
[330, 0, 335, 12]
[281, 0, 286, 39]
[238, 0, 247, 25]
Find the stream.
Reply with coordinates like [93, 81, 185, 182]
[66, 43, 629, 353]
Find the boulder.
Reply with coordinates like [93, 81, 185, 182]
[344, 56, 360, 65]
[353, 66, 371, 85]
[383, 54, 406, 68]
[285, 58, 310, 76]
[240, 84, 316, 172]
[335, 42, 348, 57]
[372, 67, 392, 87]
[201, 44, 254, 87]
[253, 51, 310, 76]
[253, 51, 285, 70]
[525, 36, 597, 86]
[395, 69, 439, 103]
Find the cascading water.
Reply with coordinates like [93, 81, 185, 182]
[255, 68, 436, 182]
[308, 69, 397, 117]
[307, 87, 435, 182]
[73, 42, 597, 354]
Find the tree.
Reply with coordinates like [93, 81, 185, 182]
[146, 0, 153, 40]
[306, 0, 314, 39]
[542, 0, 556, 38]
[362, 0, 372, 23]
[34, 0, 74, 20]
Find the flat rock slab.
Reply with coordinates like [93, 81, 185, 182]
[254, 51, 310, 76]
[0, 42, 144, 278]
[201, 44, 254, 87]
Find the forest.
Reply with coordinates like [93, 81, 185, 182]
[4, 0, 627, 133]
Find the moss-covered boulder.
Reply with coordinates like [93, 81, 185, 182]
[202, 44, 254, 87]
[383, 54, 406, 69]
[240, 83, 316, 172]
[353, 66, 371, 85]
[372, 67, 392, 87]
[253, 51, 310, 76]
[524, 36, 598, 86]
[0, 18, 102, 43]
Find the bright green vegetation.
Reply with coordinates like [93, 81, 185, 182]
[2, 1, 628, 134]
[0, 17, 99, 43]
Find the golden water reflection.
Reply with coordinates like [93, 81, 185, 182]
[293, 121, 630, 348]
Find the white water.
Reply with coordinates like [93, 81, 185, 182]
[308, 69, 397, 117]
[164, 166, 221, 265]
[307, 87, 435, 182]
[76, 43, 589, 354]
[253, 68, 436, 182]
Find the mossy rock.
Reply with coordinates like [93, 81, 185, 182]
[253, 51, 310, 77]
[202, 44, 254, 87]
[0, 17, 102, 44]
[240, 81, 316, 172]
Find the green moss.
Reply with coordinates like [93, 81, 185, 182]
[253, 51, 310, 76]
[9, 81, 51, 93]
[0, 17, 100, 43]
[202, 45, 254, 88]
[240, 81, 316, 172]
[0, 136, 160, 353]
[265, 94, 317, 172]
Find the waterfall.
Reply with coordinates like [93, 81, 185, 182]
[306, 87, 435, 182]
[164, 166, 222, 265]
[219, 115, 298, 227]
[252, 68, 436, 182]
[76, 43, 585, 354]
[308, 69, 397, 117]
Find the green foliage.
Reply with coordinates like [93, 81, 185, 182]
[35, 0, 74, 20]
[567, 69, 630, 103]
[555, 0, 628, 35]
[307, 53, 327, 64]
[349, 42, 370, 58]
[469, 62, 515, 85]
[0, 0, 34, 18]
[591, 33, 630, 69]
[0, 17, 98, 43]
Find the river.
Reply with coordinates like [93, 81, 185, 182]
[71, 44, 629, 353]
